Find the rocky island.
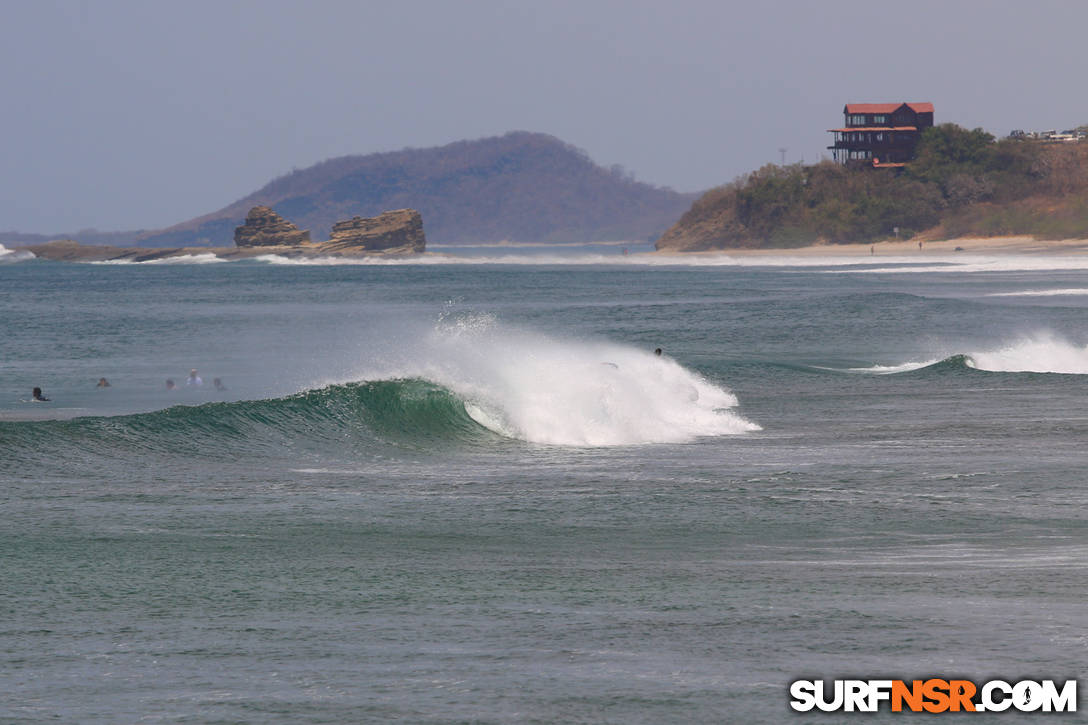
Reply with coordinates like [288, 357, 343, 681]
[233, 206, 311, 247]
[324, 210, 426, 255]
[18, 207, 428, 262]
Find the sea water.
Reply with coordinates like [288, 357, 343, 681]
[1, 246, 1086, 722]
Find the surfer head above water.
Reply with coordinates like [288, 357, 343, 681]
[32, 387, 49, 402]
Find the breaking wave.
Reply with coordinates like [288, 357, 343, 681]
[831, 255, 1088, 275]
[985, 288, 1088, 297]
[90, 253, 227, 265]
[849, 333, 1088, 375]
[964, 333, 1088, 374]
[0, 244, 35, 263]
[332, 314, 760, 445]
[1, 317, 758, 451]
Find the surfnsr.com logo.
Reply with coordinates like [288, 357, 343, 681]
[789, 679, 1077, 713]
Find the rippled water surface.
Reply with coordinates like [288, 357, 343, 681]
[2, 250, 1086, 722]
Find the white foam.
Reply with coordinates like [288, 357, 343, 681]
[91, 253, 227, 265]
[246, 250, 1088, 271]
[986, 288, 1088, 297]
[0, 244, 35, 263]
[252, 252, 703, 266]
[849, 359, 940, 374]
[966, 333, 1088, 374]
[139, 253, 226, 265]
[336, 316, 759, 446]
[863, 333, 1088, 375]
[831, 254, 1088, 274]
[248, 251, 934, 268]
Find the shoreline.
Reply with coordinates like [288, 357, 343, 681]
[15, 235, 1088, 264]
[657, 236, 1088, 257]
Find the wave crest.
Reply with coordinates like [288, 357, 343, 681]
[850, 334, 1088, 376]
[344, 317, 759, 446]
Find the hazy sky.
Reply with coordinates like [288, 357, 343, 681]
[3, 0, 1088, 233]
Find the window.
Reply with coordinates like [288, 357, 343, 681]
[873, 115, 887, 124]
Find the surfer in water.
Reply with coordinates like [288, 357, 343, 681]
[654, 348, 663, 356]
[32, 387, 50, 402]
[186, 369, 203, 387]
[96, 377, 111, 388]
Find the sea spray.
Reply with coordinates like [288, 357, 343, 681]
[0, 244, 35, 263]
[338, 313, 760, 446]
[849, 332, 1088, 376]
[966, 332, 1088, 374]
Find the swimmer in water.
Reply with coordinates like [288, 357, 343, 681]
[213, 378, 227, 391]
[186, 369, 203, 387]
[165, 379, 176, 390]
[96, 377, 111, 388]
[654, 348, 663, 356]
[32, 387, 50, 402]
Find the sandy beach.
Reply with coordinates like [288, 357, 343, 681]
[691, 235, 1088, 258]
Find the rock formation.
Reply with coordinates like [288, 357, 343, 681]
[323, 209, 426, 254]
[233, 206, 310, 247]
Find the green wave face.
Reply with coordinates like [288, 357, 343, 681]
[0, 379, 502, 473]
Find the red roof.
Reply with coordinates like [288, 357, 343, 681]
[845, 102, 934, 114]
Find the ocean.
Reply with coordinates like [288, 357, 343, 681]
[1, 244, 1086, 722]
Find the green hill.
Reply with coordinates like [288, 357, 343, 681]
[657, 124, 1088, 251]
[134, 132, 696, 247]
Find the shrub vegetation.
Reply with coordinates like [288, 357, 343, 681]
[658, 124, 1088, 250]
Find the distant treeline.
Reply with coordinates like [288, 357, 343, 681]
[658, 124, 1088, 250]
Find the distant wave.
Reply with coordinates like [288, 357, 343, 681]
[20, 247, 1088, 271]
[985, 288, 1088, 297]
[236, 250, 1088, 271]
[90, 253, 227, 265]
[30, 247, 1088, 270]
[848, 359, 942, 374]
[248, 252, 741, 266]
[831, 255, 1088, 274]
[246, 252, 939, 268]
[849, 333, 1088, 375]
[0, 244, 35, 263]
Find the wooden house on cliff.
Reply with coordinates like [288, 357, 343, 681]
[828, 102, 934, 167]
